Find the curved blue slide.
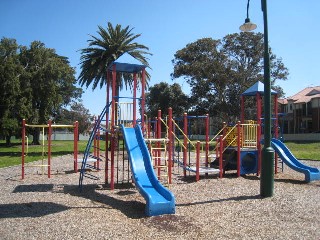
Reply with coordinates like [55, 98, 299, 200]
[121, 125, 175, 216]
[271, 138, 320, 182]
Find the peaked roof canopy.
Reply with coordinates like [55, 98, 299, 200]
[108, 62, 146, 73]
[242, 81, 278, 96]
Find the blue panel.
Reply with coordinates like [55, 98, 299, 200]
[108, 62, 146, 73]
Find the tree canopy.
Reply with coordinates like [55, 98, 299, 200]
[172, 32, 288, 125]
[145, 82, 189, 118]
[0, 37, 82, 145]
[55, 101, 93, 134]
[78, 22, 152, 90]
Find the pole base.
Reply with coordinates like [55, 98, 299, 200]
[260, 146, 274, 198]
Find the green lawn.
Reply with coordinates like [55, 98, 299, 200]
[284, 142, 320, 160]
[0, 140, 319, 169]
[0, 139, 87, 168]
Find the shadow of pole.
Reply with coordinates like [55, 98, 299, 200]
[176, 194, 261, 207]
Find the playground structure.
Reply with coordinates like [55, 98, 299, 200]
[78, 62, 320, 216]
[78, 62, 176, 216]
[21, 119, 79, 179]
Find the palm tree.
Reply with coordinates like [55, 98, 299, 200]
[78, 22, 151, 90]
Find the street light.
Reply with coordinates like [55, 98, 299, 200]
[240, 0, 274, 198]
[239, 0, 257, 32]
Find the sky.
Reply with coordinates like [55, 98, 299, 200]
[1, 0, 319, 116]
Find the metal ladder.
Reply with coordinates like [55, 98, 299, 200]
[146, 138, 170, 187]
[79, 103, 110, 190]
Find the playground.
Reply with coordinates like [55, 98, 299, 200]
[0, 155, 319, 239]
[1, 62, 319, 239]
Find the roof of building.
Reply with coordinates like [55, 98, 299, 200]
[286, 86, 320, 103]
[278, 98, 288, 104]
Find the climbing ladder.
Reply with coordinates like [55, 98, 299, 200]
[146, 138, 170, 187]
[79, 103, 110, 189]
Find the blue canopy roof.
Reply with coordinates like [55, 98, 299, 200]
[242, 81, 277, 96]
[108, 62, 146, 73]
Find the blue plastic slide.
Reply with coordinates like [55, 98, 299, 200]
[271, 138, 320, 182]
[121, 125, 175, 216]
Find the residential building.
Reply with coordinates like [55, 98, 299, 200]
[278, 86, 320, 134]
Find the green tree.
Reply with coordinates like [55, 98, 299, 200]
[145, 82, 189, 118]
[172, 32, 288, 126]
[78, 22, 152, 90]
[0, 38, 29, 145]
[20, 41, 82, 144]
[54, 100, 93, 135]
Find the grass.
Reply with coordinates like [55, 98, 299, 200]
[0, 139, 319, 169]
[0, 139, 87, 168]
[284, 142, 320, 160]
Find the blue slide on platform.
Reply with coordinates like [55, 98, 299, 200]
[121, 124, 175, 216]
[271, 138, 320, 182]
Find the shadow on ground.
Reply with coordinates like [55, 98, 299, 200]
[7, 182, 145, 219]
[13, 184, 54, 192]
[0, 202, 70, 218]
[63, 184, 146, 219]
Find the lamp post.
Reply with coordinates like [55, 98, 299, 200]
[240, 0, 274, 197]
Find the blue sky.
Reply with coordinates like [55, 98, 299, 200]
[1, 0, 319, 116]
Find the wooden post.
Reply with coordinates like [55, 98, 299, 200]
[183, 113, 188, 177]
[21, 119, 26, 179]
[48, 120, 52, 178]
[168, 108, 173, 184]
[237, 121, 241, 177]
[196, 141, 200, 181]
[74, 121, 78, 173]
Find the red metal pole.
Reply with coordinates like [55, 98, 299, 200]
[241, 95, 245, 123]
[196, 141, 200, 181]
[237, 121, 241, 177]
[157, 110, 162, 175]
[105, 71, 110, 185]
[74, 121, 78, 173]
[141, 68, 146, 132]
[147, 120, 151, 138]
[110, 64, 116, 190]
[97, 117, 100, 170]
[48, 120, 52, 178]
[168, 107, 173, 184]
[257, 93, 262, 124]
[22, 119, 26, 179]
[93, 116, 97, 169]
[183, 112, 188, 177]
[133, 72, 137, 127]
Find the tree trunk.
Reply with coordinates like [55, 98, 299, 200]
[32, 128, 41, 145]
[5, 135, 11, 146]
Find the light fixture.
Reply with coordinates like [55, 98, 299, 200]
[239, 0, 257, 32]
